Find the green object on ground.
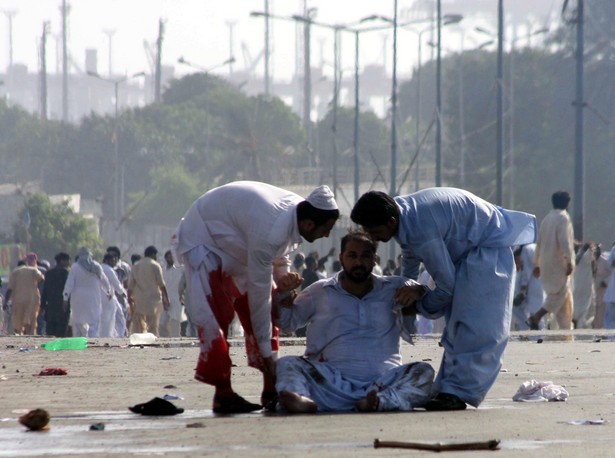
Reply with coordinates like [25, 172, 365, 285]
[41, 337, 88, 351]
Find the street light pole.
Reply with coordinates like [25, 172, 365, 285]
[435, 0, 442, 187]
[87, 71, 145, 223]
[353, 30, 360, 203]
[496, 0, 504, 205]
[391, 0, 398, 197]
[574, 0, 585, 240]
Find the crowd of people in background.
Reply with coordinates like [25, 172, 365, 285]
[0, 245, 198, 338]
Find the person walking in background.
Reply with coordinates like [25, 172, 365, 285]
[100, 253, 127, 337]
[572, 242, 596, 328]
[529, 191, 575, 330]
[593, 244, 612, 329]
[63, 247, 112, 338]
[172, 181, 339, 414]
[40, 252, 71, 337]
[127, 245, 170, 336]
[160, 250, 184, 337]
[3, 253, 45, 335]
[602, 243, 615, 329]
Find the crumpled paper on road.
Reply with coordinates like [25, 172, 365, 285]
[512, 380, 569, 402]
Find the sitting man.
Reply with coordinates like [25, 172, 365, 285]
[275, 230, 434, 413]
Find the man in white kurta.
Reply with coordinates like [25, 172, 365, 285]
[63, 247, 112, 338]
[351, 188, 537, 410]
[572, 243, 596, 329]
[602, 245, 615, 329]
[529, 191, 575, 330]
[160, 250, 184, 337]
[172, 181, 339, 414]
[593, 245, 612, 329]
[276, 231, 434, 413]
[101, 254, 127, 337]
[512, 244, 546, 330]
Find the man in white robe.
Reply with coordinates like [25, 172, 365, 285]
[593, 244, 612, 329]
[172, 181, 339, 414]
[572, 242, 596, 329]
[160, 250, 184, 337]
[63, 247, 112, 338]
[529, 191, 575, 330]
[602, 244, 615, 329]
[351, 188, 536, 410]
[100, 253, 127, 337]
[276, 230, 434, 413]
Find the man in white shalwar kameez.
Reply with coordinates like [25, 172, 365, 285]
[100, 253, 127, 337]
[512, 244, 546, 330]
[172, 181, 339, 414]
[572, 242, 596, 329]
[593, 245, 612, 329]
[602, 244, 615, 329]
[351, 188, 536, 410]
[529, 191, 575, 330]
[63, 247, 112, 338]
[276, 230, 434, 413]
[160, 250, 184, 337]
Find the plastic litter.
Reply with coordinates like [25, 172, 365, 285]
[512, 380, 568, 402]
[163, 394, 184, 400]
[89, 423, 105, 431]
[567, 419, 607, 426]
[41, 337, 87, 351]
[129, 333, 157, 345]
[161, 356, 181, 360]
[19, 348, 31, 353]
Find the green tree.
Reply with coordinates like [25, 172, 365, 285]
[125, 164, 202, 228]
[11, 193, 104, 260]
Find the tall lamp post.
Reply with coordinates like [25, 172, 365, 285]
[87, 71, 145, 223]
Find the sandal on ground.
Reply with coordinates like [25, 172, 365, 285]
[424, 393, 467, 411]
[213, 393, 262, 414]
[129, 397, 184, 416]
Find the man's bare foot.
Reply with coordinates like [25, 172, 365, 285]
[278, 390, 318, 413]
[356, 389, 379, 412]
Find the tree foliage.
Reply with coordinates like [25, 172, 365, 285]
[10, 193, 104, 261]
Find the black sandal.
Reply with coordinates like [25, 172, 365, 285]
[424, 393, 467, 411]
[213, 393, 262, 414]
[129, 397, 184, 416]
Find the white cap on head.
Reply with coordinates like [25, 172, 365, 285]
[306, 185, 338, 211]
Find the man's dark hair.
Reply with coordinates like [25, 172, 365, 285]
[297, 201, 339, 227]
[350, 191, 399, 227]
[107, 246, 121, 257]
[305, 255, 317, 270]
[103, 253, 115, 264]
[131, 254, 142, 265]
[551, 190, 571, 210]
[54, 252, 70, 263]
[340, 229, 378, 254]
[164, 250, 172, 258]
[144, 245, 158, 257]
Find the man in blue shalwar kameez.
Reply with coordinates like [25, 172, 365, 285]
[351, 188, 536, 410]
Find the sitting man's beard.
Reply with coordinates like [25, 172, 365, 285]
[345, 266, 372, 283]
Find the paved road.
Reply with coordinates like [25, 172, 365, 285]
[0, 330, 614, 457]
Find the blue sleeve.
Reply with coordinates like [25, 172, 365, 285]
[414, 239, 456, 319]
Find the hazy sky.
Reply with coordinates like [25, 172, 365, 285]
[1, 0, 560, 82]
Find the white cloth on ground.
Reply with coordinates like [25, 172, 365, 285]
[512, 380, 569, 402]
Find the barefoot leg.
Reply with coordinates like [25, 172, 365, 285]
[278, 390, 318, 413]
[356, 389, 380, 412]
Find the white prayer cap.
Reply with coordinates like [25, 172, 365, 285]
[306, 185, 338, 211]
